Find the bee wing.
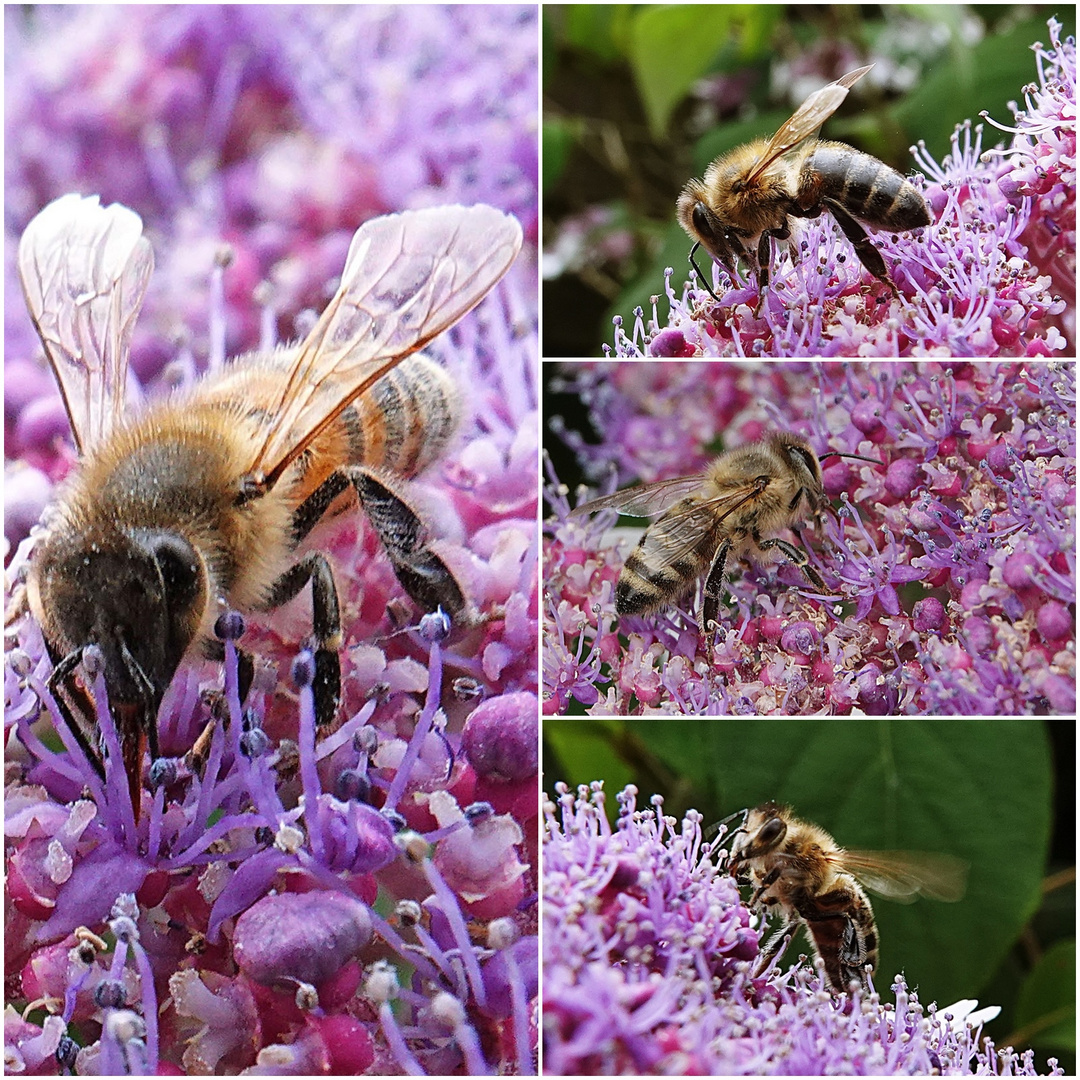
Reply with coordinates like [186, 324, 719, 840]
[583, 479, 770, 570]
[17, 194, 153, 455]
[745, 65, 872, 184]
[571, 474, 711, 519]
[839, 849, 969, 904]
[245, 205, 522, 489]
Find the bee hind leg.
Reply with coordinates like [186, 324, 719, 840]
[821, 199, 898, 298]
[347, 468, 466, 619]
[292, 466, 465, 623]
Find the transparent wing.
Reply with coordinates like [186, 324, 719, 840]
[837, 849, 969, 904]
[745, 65, 872, 185]
[246, 204, 522, 489]
[572, 474, 710, 519]
[581, 478, 771, 570]
[17, 193, 153, 455]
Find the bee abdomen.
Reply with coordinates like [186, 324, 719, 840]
[346, 354, 461, 477]
[808, 145, 930, 231]
[616, 531, 708, 616]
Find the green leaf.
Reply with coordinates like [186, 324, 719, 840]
[560, 4, 637, 64]
[543, 118, 579, 192]
[628, 5, 778, 141]
[1013, 939, 1076, 1052]
[548, 718, 1052, 1007]
[544, 719, 632, 822]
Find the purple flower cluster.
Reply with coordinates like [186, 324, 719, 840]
[544, 361, 1075, 715]
[543, 783, 1060, 1076]
[610, 19, 1073, 358]
[5, 6, 537, 1075]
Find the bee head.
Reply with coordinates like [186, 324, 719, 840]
[729, 801, 790, 873]
[29, 525, 207, 727]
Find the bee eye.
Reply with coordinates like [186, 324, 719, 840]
[758, 818, 785, 845]
[787, 445, 818, 476]
[691, 201, 716, 244]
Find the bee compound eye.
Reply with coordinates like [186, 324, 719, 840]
[758, 817, 785, 845]
[691, 202, 715, 243]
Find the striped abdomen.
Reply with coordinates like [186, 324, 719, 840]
[344, 353, 461, 477]
[806, 144, 930, 230]
[615, 498, 723, 616]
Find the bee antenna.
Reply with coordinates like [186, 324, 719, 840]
[819, 450, 884, 467]
[688, 242, 721, 303]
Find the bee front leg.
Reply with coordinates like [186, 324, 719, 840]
[47, 649, 108, 782]
[755, 534, 827, 592]
[260, 554, 342, 727]
[754, 917, 798, 978]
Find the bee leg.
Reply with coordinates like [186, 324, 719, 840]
[839, 914, 869, 983]
[821, 199, 896, 294]
[348, 468, 466, 618]
[754, 918, 798, 977]
[291, 467, 465, 620]
[260, 554, 342, 728]
[699, 539, 731, 640]
[47, 649, 107, 782]
[688, 242, 721, 303]
[755, 534, 827, 592]
[752, 223, 790, 315]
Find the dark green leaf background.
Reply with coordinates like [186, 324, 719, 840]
[545, 718, 1053, 1010]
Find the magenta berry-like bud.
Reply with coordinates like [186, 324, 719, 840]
[884, 458, 922, 498]
[461, 691, 539, 782]
[1036, 600, 1071, 641]
[913, 597, 946, 633]
[233, 890, 372, 988]
[780, 621, 820, 657]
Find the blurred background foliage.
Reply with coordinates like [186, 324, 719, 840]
[542, 3, 1074, 356]
[544, 718, 1074, 1074]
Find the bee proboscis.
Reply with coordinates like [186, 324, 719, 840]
[11, 193, 522, 812]
[727, 801, 968, 992]
[571, 432, 879, 636]
[677, 64, 931, 309]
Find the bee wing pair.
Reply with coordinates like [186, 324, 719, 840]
[572, 473, 763, 567]
[834, 848, 969, 904]
[744, 64, 872, 185]
[18, 194, 523, 485]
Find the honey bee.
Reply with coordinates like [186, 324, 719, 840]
[726, 801, 968, 992]
[677, 65, 931, 308]
[10, 193, 522, 808]
[572, 432, 879, 635]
